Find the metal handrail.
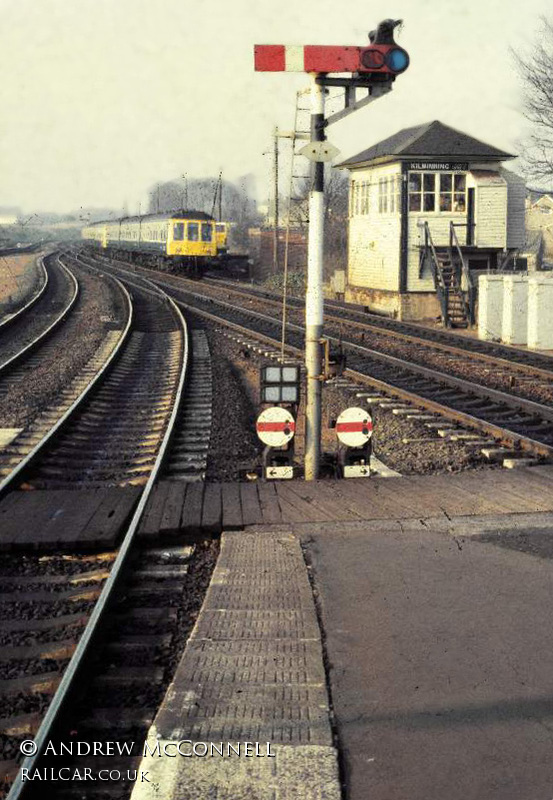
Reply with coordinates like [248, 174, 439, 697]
[422, 222, 448, 323]
[449, 222, 475, 324]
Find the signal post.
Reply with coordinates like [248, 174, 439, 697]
[255, 21, 409, 479]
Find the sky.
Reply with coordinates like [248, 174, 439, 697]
[0, 0, 551, 216]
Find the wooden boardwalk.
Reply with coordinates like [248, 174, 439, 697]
[1, 467, 553, 551]
[140, 466, 553, 537]
[0, 487, 141, 551]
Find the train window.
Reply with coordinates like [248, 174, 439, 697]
[216, 223, 225, 233]
[173, 223, 185, 240]
[201, 223, 213, 242]
[188, 223, 199, 241]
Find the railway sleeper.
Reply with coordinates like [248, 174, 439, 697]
[0, 712, 42, 737]
[46, 443, 160, 457]
[80, 707, 154, 731]
[503, 457, 539, 468]
[110, 608, 177, 633]
[124, 581, 184, 597]
[91, 667, 164, 688]
[481, 447, 524, 462]
[105, 633, 173, 657]
[170, 442, 209, 454]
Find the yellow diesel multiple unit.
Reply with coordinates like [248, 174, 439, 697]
[215, 222, 229, 254]
[81, 210, 217, 272]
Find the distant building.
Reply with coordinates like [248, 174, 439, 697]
[526, 190, 553, 262]
[0, 207, 21, 226]
[338, 121, 526, 325]
[531, 194, 553, 212]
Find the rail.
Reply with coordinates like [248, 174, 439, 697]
[151, 283, 553, 458]
[0, 255, 49, 332]
[6, 276, 189, 800]
[0, 266, 131, 497]
[0, 257, 79, 374]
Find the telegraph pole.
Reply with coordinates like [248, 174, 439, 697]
[304, 78, 325, 480]
[273, 127, 280, 273]
[181, 174, 188, 209]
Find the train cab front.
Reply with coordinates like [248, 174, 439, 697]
[168, 214, 216, 275]
[169, 217, 215, 258]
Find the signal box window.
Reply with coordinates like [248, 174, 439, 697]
[188, 223, 199, 241]
[201, 223, 213, 242]
[409, 173, 435, 211]
[410, 172, 466, 213]
[173, 223, 184, 241]
[378, 176, 401, 214]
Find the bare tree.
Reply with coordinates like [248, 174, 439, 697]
[515, 17, 553, 180]
[286, 167, 349, 274]
[147, 176, 261, 245]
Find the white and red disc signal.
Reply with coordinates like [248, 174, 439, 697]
[256, 407, 296, 448]
[335, 408, 373, 448]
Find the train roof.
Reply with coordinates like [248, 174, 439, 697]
[85, 210, 215, 226]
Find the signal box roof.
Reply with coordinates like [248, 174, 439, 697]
[338, 120, 515, 169]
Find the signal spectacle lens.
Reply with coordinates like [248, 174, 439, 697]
[360, 49, 385, 69]
[385, 47, 409, 73]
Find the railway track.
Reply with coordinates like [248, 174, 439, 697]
[184, 275, 553, 406]
[0, 260, 218, 800]
[81, 253, 553, 461]
[203, 273, 553, 371]
[0, 267, 129, 490]
[0, 255, 47, 334]
[0, 254, 78, 374]
[79, 255, 553, 405]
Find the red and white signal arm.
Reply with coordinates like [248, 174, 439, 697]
[256, 407, 296, 448]
[254, 45, 409, 76]
[335, 407, 373, 448]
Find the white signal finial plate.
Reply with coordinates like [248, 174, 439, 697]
[300, 141, 340, 162]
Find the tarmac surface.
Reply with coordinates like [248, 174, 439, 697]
[128, 473, 553, 800]
[302, 511, 553, 800]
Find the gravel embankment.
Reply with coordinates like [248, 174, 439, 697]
[196, 316, 493, 478]
[185, 281, 553, 407]
[0, 253, 43, 318]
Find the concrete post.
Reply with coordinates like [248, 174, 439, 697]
[304, 76, 325, 481]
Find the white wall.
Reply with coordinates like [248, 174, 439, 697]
[473, 173, 507, 248]
[501, 168, 526, 250]
[347, 163, 402, 292]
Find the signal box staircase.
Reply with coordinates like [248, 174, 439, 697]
[420, 222, 475, 329]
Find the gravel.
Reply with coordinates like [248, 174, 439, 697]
[201, 323, 262, 481]
[166, 277, 553, 407]
[193, 318, 492, 477]
[0, 624, 86, 649]
[0, 553, 116, 578]
[0, 599, 98, 622]
[0, 657, 69, 682]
